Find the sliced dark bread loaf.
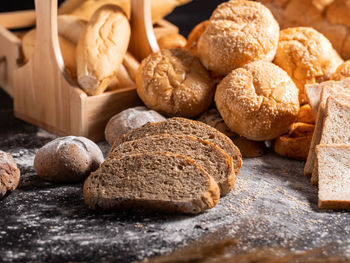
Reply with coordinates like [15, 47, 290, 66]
[84, 152, 220, 214]
[317, 144, 350, 210]
[112, 117, 242, 175]
[109, 134, 234, 196]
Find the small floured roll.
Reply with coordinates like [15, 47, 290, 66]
[76, 5, 130, 96]
[136, 48, 214, 118]
[157, 33, 187, 50]
[274, 27, 343, 104]
[215, 61, 299, 141]
[197, 0, 279, 75]
[331, 60, 350, 81]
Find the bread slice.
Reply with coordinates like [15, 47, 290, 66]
[84, 152, 220, 214]
[304, 80, 350, 179]
[305, 83, 323, 117]
[317, 144, 350, 210]
[112, 117, 242, 176]
[312, 96, 350, 184]
[110, 134, 234, 196]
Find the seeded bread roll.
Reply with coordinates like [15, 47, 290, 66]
[136, 48, 214, 118]
[113, 117, 243, 176]
[0, 151, 20, 199]
[105, 106, 166, 145]
[198, 108, 266, 158]
[110, 134, 235, 196]
[215, 61, 299, 141]
[274, 27, 343, 104]
[84, 152, 220, 214]
[34, 136, 104, 183]
[157, 33, 187, 50]
[76, 5, 130, 96]
[197, 0, 279, 75]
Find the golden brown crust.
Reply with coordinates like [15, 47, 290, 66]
[215, 61, 299, 141]
[326, 0, 350, 27]
[136, 48, 214, 118]
[273, 134, 312, 160]
[197, 0, 279, 75]
[331, 60, 350, 81]
[198, 108, 266, 158]
[274, 27, 343, 104]
[288, 122, 315, 137]
[185, 20, 209, 56]
[297, 104, 315, 124]
[157, 33, 187, 50]
[76, 5, 130, 96]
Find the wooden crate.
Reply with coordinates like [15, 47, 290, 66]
[0, 0, 176, 141]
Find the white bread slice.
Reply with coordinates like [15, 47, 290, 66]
[84, 152, 220, 214]
[304, 79, 350, 179]
[313, 96, 350, 184]
[317, 144, 350, 210]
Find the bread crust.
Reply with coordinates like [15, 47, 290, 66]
[185, 20, 209, 56]
[83, 152, 220, 214]
[76, 5, 130, 95]
[215, 61, 299, 141]
[273, 134, 312, 160]
[274, 27, 343, 104]
[197, 0, 279, 75]
[331, 60, 350, 81]
[136, 48, 214, 118]
[34, 136, 104, 183]
[0, 151, 20, 199]
[158, 33, 187, 50]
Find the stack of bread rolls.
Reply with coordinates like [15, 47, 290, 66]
[20, 0, 190, 96]
[135, 0, 350, 160]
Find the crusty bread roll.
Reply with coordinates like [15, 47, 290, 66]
[197, 0, 279, 75]
[331, 60, 350, 81]
[57, 15, 87, 44]
[60, 0, 131, 20]
[297, 104, 315, 124]
[59, 0, 191, 23]
[0, 151, 20, 199]
[185, 20, 209, 56]
[136, 48, 214, 118]
[258, 0, 350, 60]
[22, 29, 77, 82]
[274, 27, 343, 104]
[273, 134, 312, 160]
[76, 5, 130, 96]
[215, 61, 299, 141]
[157, 33, 187, 50]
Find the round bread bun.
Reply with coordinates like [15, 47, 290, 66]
[331, 60, 350, 81]
[136, 48, 215, 118]
[197, 0, 279, 75]
[274, 27, 343, 104]
[105, 106, 166, 146]
[185, 20, 209, 56]
[215, 61, 299, 141]
[157, 33, 187, 50]
[34, 136, 104, 183]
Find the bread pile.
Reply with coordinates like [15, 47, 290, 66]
[21, 0, 190, 96]
[300, 78, 350, 209]
[84, 117, 243, 214]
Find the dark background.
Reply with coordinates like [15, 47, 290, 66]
[0, 0, 226, 36]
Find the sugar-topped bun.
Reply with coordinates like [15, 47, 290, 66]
[215, 61, 299, 141]
[136, 48, 214, 118]
[197, 0, 279, 75]
[274, 27, 343, 104]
